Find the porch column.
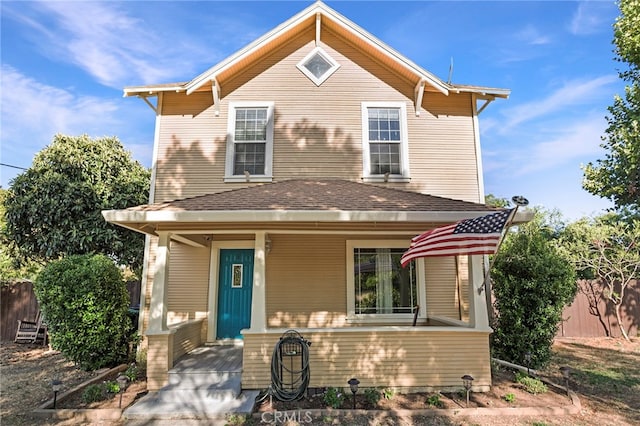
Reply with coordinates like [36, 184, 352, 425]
[468, 255, 490, 329]
[147, 231, 171, 333]
[250, 231, 267, 332]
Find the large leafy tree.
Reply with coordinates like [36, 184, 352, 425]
[558, 214, 639, 341]
[583, 0, 640, 215]
[2, 134, 150, 272]
[0, 189, 40, 284]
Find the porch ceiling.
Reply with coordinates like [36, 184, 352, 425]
[102, 179, 532, 237]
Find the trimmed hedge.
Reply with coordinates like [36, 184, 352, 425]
[35, 254, 133, 370]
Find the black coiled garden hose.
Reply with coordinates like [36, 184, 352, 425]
[255, 330, 311, 404]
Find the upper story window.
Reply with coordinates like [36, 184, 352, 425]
[225, 102, 274, 182]
[297, 47, 340, 86]
[361, 102, 410, 183]
[346, 240, 425, 323]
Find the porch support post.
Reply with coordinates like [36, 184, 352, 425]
[148, 231, 171, 333]
[468, 254, 490, 329]
[250, 232, 267, 332]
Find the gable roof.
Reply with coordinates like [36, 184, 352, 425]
[123, 1, 509, 104]
[102, 179, 535, 237]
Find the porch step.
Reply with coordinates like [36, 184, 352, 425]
[168, 370, 241, 395]
[123, 389, 259, 421]
[123, 345, 256, 422]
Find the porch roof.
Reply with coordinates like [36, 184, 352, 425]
[103, 180, 531, 237]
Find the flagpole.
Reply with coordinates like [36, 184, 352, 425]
[477, 196, 529, 295]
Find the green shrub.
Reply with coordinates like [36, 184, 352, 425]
[503, 393, 516, 403]
[82, 384, 107, 403]
[323, 387, 344, 409]
[34, 254, 134, 370]
[515, 372, 548, 394]
[491, 212, 577, 368]
[364, 388, 381, 407]
[426, 393, 444, 408]
[381, 388, 395, 400]
[125, 364, 140, 381]
[104, 380, 120, 394]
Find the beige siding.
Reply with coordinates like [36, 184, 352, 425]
[266, 234, 347, 328]
[153, 27, 481, 203]
[167, 243, 210, 324]
[171, 319, 204, 361]
[425, 257, 461, 319]
[139, 239, 210, 339]
[146, 333, 173, 391]
[243, 329, 491, 391]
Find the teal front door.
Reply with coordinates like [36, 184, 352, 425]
[217, 249, 254, 339]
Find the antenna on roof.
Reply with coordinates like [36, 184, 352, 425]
[447, 57, 453, 84]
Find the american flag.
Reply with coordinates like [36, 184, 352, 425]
[401, 209, 513, 267]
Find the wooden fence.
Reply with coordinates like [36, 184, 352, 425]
[558, 279, 639, 338]
[1, 280, 141, 342]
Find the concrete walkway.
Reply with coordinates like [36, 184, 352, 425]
[123, 345, 259, 422]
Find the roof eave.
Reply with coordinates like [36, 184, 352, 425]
[451, 86, 511, 100]
[123, 83, 187, 97]
[103, 208, 529, 236]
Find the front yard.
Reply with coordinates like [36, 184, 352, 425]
[0, 337, 638, 425]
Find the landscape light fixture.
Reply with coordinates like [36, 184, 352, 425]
[51, 379, 62, 409]
[559, 366, 571, 395]
[461, 374, 474, 407]
[524, 351, 532, 375]
[116, 374, 128, 408]
[347, 378, 360, 409]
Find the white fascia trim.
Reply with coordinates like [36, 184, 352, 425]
[102, 209, 497, 224]
[123, 85, 185, 97]
[454, 87, 511, 99]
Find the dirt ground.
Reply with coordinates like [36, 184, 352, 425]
[1, 337, 638, 425]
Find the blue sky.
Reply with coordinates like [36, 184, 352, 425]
[0, 0, 624, 220]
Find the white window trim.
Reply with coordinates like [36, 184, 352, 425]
[224, 101, 274, 183]
[296, 46, 340, 86]
[361, 102, 411, 183]
[346, 239, 426, 324]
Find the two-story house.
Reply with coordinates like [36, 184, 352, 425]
[103, 1, 526, 393]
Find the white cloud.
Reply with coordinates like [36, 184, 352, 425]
[5, 2, 219, 88]
[483, 111, 607, 177]
[516, 25, 551, 46]
[517, 114, 607, 175]
[569, 2, 615, 36]
[1, 65, 120, 165]
[41, 1, 186, 87]
[498, 75, 617, 132]
[4, 1, 280, 90]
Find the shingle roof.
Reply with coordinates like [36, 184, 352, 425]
[129, 179, 496, 213]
